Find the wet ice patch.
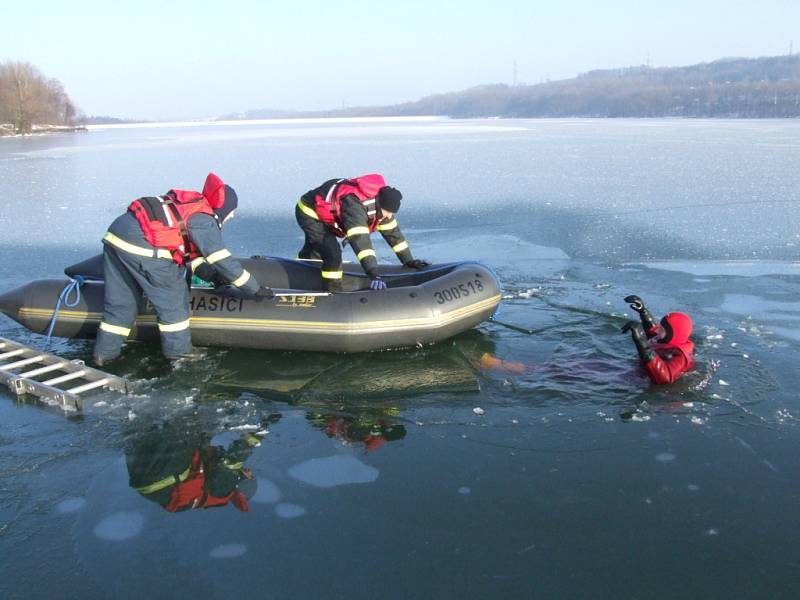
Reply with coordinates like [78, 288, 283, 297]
[288, 455, 379, 488]
[655, 452, 676, 462]
[640, 261, 800, 277]
[417, 234, 569, 277]
[93, 511, 144, 541]
[56, 497, 86, 513]
[210, 543, 247, 558]
[275, 503, 306, 519]
[251, 478, 281, 504]
[721, 294, 800, 317]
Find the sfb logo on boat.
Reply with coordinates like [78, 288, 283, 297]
[277, 295, 317, 308]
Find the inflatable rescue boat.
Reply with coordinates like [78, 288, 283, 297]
[0, 256, 501, 353]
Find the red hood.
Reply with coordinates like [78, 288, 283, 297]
[201, 172, 226, 209]
[353, 174, 386, 199]
[657, 312, 694, 356]
[166, 173, 226, 208]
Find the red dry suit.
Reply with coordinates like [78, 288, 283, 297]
[128, 173, 228, 265]
[644, 312, 695, 384]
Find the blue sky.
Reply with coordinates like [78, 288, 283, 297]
[5, 0, 799, 119]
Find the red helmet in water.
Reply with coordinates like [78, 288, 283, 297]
[659, 312, 693, 345]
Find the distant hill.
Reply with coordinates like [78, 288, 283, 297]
[231, 54, 800, 120]
[84, 115, 148, 125]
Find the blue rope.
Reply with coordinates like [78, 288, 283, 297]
[45, 275, 86, 348]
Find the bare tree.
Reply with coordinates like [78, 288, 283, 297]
[0, 61, 79, 133]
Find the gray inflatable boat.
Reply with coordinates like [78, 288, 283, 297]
[0, 256, 501, 353]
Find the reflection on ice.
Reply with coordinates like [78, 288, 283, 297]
[93, 511, 144, 541]
[288, 455, 379, 488]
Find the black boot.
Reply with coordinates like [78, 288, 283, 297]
[165, 346, 206, 362]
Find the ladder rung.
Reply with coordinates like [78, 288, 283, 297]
[42, 370, 87, 386]
[1, 356, 44, 370]
[18, 362, 68, 378]
[67, 379, 109, 395]
[0, 349, 26, 361]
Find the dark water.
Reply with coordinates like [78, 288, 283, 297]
[1, 118, 799, 599]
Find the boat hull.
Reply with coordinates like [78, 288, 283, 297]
[0, 257, 501, 353]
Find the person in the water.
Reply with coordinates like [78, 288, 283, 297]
[621, 295, 695, 384]
[93, 173, 272, 365]
[295, 174, 429, 292]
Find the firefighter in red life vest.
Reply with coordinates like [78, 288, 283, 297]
[93, 173, 272, 365]
[621, 295, 696, 384]
[295, 174, 430, 292]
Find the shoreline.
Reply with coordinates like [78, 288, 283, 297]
[0, 124, 87, 138]
[86, 115, 444, 131]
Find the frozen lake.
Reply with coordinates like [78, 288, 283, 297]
[1, 117, 799, 598]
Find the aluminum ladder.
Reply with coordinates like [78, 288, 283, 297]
[0, 336, 131, 411]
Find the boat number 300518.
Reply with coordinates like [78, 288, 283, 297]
[433, 279, 485, 304]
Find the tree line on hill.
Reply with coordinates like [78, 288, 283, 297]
[0, 61, 80, 134]
[228, 54, 800, 120]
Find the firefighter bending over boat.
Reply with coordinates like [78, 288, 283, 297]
[93, 173, 272, 366]
[295, 174, 429, 292]
[621, 295, 696, 384]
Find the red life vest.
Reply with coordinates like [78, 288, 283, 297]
[163, 449, 250, 513]
[127, 173, 228, 265]
[311, 174, 386, 237]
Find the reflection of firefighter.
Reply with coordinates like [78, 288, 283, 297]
[307, 412, 406, 452]
[126, 423, 266, 513]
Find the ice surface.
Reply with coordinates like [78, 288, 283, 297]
[251, 478, 281, 504]
[288, 455, 379, 488]
[640, 261, 800, 277]
[275, 503, 306, 519]
[93, 511, 144, 541]
[56, 497, 86, 513]
[209, 544, 247, 558]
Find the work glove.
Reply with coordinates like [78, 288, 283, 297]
[369, 278, 388, 291]
[404, 259, 431, 269]
[253, 286, 275, 301]
[624, 294, 657, 331]
[621, 321, 655, 363]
